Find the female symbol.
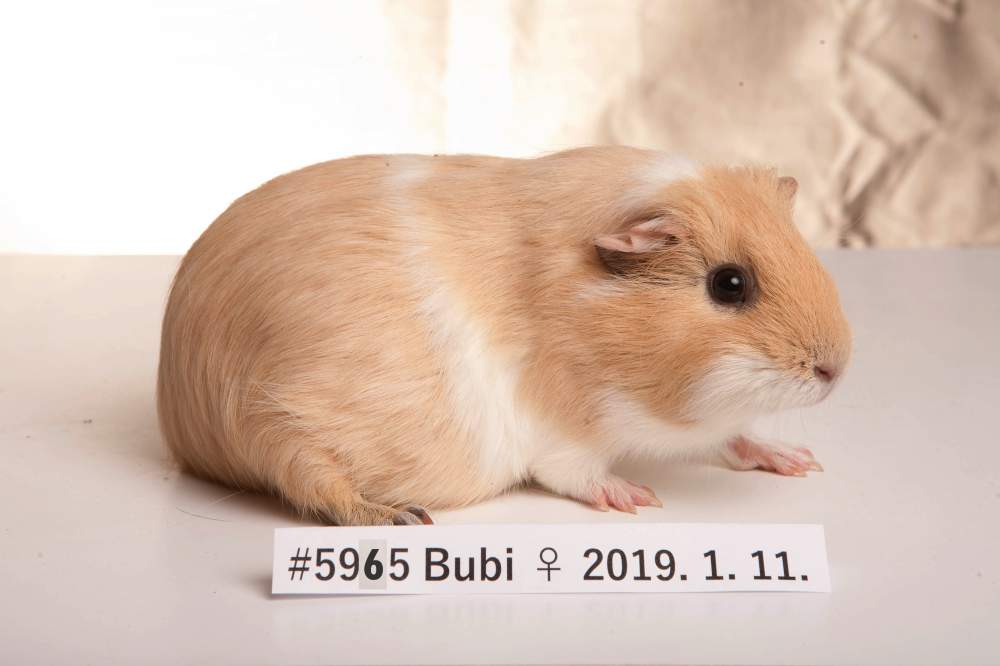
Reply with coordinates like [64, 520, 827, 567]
[537, 547, 561, 582]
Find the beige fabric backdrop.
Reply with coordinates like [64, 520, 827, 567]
[380, 0, 1000, 247]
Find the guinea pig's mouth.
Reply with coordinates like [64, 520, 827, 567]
[687, 351, 836, 420]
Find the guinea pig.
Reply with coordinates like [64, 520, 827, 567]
[157, 146, 851, 525]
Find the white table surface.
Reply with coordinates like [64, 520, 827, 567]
[1, 251, 998, 665]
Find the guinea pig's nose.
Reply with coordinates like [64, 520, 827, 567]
[813, 364, 836, 383]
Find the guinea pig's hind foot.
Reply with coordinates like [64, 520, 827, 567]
[393, 505, 434, 526]
[312, 500, 434, 526]
[279, 448, 434, 526]
[722, 436, 823, 477]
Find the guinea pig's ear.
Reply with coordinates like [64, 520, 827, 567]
[594, 216, 684, 275]
[778, 176, 798, 201]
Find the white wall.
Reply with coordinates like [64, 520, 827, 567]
[4, 1, 997, 253]
[0, 1, 536, 254]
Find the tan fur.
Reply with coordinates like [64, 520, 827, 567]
[157, 146, 851, 524]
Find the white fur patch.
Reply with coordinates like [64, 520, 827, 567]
[687, 349, 832, 421]
[599, 390, 746, 463]
[528, 439, 611, 500]
[384, 160, 544, 498]
[644, 153, 699, 186]
[524, 384, 752, 500]
[616, 153, 699, 214]
[414, 281, 542, 494]
[384, 156, 430, 193]
[394, 210, 543, 497]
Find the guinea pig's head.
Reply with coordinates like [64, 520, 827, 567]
[588, 166, 851, 425]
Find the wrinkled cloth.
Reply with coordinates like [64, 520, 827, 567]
[382, 0, 1000, 247]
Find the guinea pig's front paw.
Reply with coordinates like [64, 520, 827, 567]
[723, 436, 824, 477]
[589, 476, 663, 514]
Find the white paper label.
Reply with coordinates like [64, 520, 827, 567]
[272, 522, 830, 595]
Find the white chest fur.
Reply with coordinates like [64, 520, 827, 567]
[599, 390, 746, 462]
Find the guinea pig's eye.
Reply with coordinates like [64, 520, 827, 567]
[708, 264, 753, 306]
